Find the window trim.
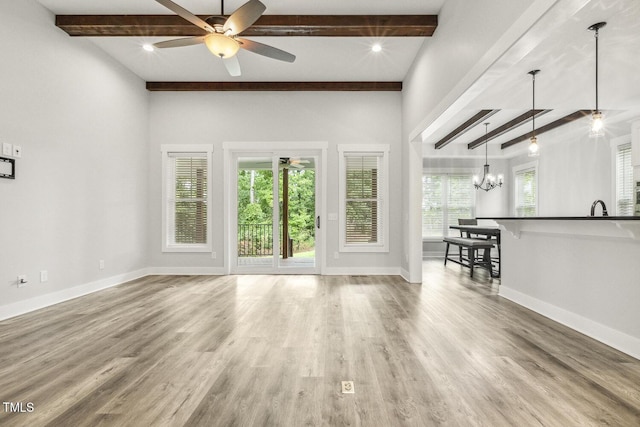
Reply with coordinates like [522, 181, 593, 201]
[161, 144, 214, 253]
[512, 161, 538, 217]
[612, 140, 633, 216]
[338, 144, 389, 253]
[421, 169, 477, 242]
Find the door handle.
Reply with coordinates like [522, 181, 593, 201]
[316, 216, 320, 229]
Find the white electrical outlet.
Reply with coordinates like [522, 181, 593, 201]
[2, 142, 12, 156]
[12, 145, 22, 158]
[334, 251, 339, 259]
[40, 270, 48, 282]
[211, 252, 217, 259]
[341, 381, 355, 394]
[99, 260, 105, 270]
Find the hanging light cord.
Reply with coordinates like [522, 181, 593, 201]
[588, 22, 606, 114]
[484, 123, 489, 165]
[532, 71, 536, 136]
[594, 26, 599, 112]
[527, 69, 540, 136]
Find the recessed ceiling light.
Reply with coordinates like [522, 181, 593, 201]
[143, 44, 155, 52]
[371, 44, 382, 53]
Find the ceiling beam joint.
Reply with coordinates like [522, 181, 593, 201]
[467, 109, 551, 150]
[434, 110, 498, 150]
[500, 110, 591, 150]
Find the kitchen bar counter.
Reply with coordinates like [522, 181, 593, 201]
[479, 216, 640, 220]
[479, 216, 640, 360]
[478, 216, 640, 240]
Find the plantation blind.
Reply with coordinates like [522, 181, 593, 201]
[422, 175, 443, 238]
[515, 167, 537, 217]
[345, 154, 381, 244]
[446, 175, 474, 236]
[616, 143, 633, 216]
[168, 154, 208, 245]
[422, 174, 474, 238]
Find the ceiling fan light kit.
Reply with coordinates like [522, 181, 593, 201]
[205, 33, 240, 58]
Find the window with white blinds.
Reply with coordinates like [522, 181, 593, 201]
[338, 145, 389, 252]
[422, 174, 475, 239]
[616, 143, 633, 216]
[514, 165, 537, 217]
[161, 145, 213, 252]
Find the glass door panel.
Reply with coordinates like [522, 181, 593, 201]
[236, 156, 274, 268]
[278, 157, 316, 269]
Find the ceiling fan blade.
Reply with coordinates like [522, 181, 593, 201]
[155, 0, 214, 33]
[222, 56, 242, 77]
[223, 0, 266, 36]
[237, 38, 296, 63]
[154, 36, 207, 49]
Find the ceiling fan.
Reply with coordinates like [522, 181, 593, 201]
[153, 0, 296, 77]
[279, 157, 310, 169]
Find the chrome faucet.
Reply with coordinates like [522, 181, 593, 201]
[590, 200, 609, 216]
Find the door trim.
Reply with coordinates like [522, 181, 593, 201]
[223, 142, 328, 275]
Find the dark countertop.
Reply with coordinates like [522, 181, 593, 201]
[478, 216, 640, 221]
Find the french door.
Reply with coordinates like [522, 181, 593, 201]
[229, 150, 322, 274]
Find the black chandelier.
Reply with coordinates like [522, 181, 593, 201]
[473, 123, 503, 191]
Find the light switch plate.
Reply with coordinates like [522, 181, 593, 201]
[2, 142, 12, 156]
[12, 145, 22, 158]
[328, 213, 338, 221]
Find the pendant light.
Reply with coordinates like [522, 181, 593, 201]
[473, 123, 503, 191]
[528, 69, 540, 157]
[588, 22, 606, 138]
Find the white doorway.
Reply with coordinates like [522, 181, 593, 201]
[225, 143, 326, 274]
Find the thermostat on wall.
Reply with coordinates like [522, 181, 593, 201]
[0, 156, 15, 179]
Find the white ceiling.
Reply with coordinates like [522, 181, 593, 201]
[36, 0, 640, 158]
[37, 0, 444, 82]
[421, 0, 640, 158]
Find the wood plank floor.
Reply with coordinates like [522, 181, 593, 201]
[1, 260, 639, 426]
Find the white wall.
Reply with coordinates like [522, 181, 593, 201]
[508, 131, 612, 216]
[499, 223, 640, 359]
[402, 0, 550, 141]
[0, 1, 149, 315]
[401, 0, 554, 277]
[148, 91, 402, 272]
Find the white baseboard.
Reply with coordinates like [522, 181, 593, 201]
[0, 269, 150, 321]
[147, 267, 226, 276]
[423, 251, 445, 259]
[499, 286, 640, 361]
[323, 267, 401, 276]
[400, 268, 410, 282]
[1, 265, 402, 321]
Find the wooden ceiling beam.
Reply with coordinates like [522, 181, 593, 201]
[467, 109, 550, 150]
[500, 110, 591, 149]
[56, 15, 438, 37]
[434, 110, 498, 150]
[145, 81, 402, 91]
